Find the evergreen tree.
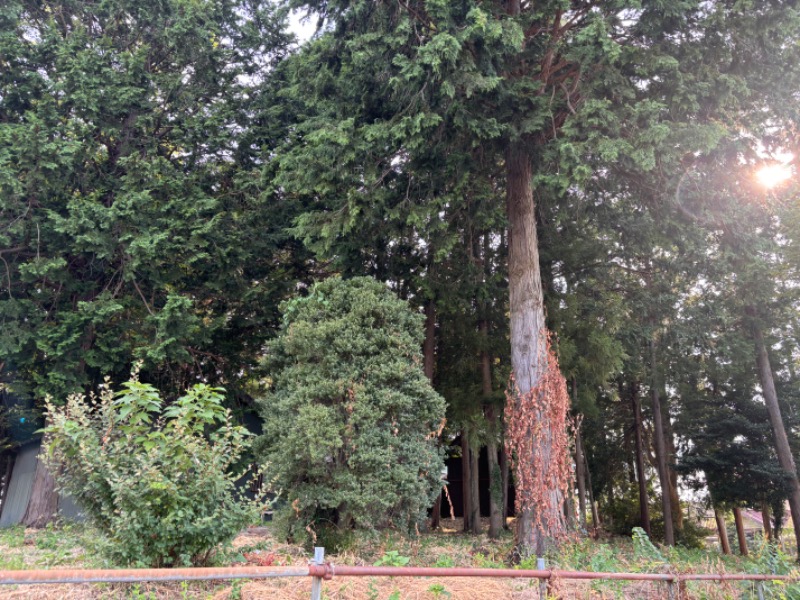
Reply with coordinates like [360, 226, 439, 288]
[0, 0, 298, 525]
[255, 277, 446, 546]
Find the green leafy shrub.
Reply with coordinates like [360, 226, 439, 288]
[255, 277, 446, 546]
[44, 373, 262, 567]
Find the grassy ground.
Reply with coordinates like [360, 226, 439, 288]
[0, 519, 798, 599]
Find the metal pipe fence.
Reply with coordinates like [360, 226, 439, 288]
[1, 547, 797, 600]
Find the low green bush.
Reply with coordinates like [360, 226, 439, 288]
[44, 372, 263, 567]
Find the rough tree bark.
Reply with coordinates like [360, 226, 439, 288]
[715, 508, 731, 555]
[630, 381, 651, 537]
[748, 306, 800, 559]
[733, 507, 748, 556]
[506, 141, 567, 556]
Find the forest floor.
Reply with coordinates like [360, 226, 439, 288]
[0, 518, 796, 599]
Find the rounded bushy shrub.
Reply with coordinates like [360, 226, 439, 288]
[44, 375, 261, 567]
[256, 277, 446, 545]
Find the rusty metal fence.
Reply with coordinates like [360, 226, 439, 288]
[1, 547, 796, 600]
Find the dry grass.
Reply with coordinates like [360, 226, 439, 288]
[0, 520, 789, 599]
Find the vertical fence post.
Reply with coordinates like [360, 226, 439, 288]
[310, 547, 325, 600]
[755, 581, 765, 600]
[537, 557, 547, 600]
[667, 575, 676, 600]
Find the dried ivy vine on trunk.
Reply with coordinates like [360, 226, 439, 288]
[505, 333, 572, 557]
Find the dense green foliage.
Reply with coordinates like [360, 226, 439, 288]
[255, 277, 446, 546]
[2, 0, 800, 560]
[0, 0, 302, 404]
[43, 374, 260, 567]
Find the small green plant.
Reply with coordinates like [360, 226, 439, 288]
[367, 579, 380, 600]
[433, 555, 455, 568]
[631, 527, 666, 565]
[126, 584, 157, 600]
[473, 552, 504, 569]
[428, 582, 451, 598]
[229, 580, 244, 600]
[386, 591, 401, 600]
[0, 526, 25, 549]
[375, 550, 411, 567]
[44, 371, 264, 567]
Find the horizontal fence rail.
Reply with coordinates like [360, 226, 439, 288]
[1, 547, 797, 600]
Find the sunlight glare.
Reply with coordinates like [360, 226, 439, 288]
[756, 163, 792, 189]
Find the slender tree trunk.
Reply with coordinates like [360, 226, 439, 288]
[461, 434, 473, 532]
[715, 508, 731, 555]
[584, 450, 600, 530]
[664, 416, 684, 531]
[630, 382, 651, 537]
[650, 339, 674, 546]
[623, 426, 636, 484]
[22, 448, 58, 528]
[480, 318, 503, 539]
[748, 307, 800, 559]
[470, 439, 481, 535]
[424, 300, 436, 382]
[500, 445, 510, 528]
[485, 405, 503, 538]
[575, 419, 588, 528]
[761, 501, 773, 542]
[733, 507, 748, 556]
[479, 230, 503, 539]
[506, 142, 564, 557]
[0, 454, 14, 515]
[423, 299, 443, 531]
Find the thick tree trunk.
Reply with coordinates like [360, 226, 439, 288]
[506, 142, 564, 557]
[761, 501, 773, 541]
[575, 421, 588, 528]
[749, 308, 800, 559]
[22, 449, 58, 528]
[630, 382, 651, 537]
[733, 507, 748, 556]
[715, 509, 731, 555]
[650, 339, 674, 546]
[461, 435, 473, 532]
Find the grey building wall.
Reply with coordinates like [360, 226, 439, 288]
[0, 441, 38, 527]
[0, 440, 85, 527]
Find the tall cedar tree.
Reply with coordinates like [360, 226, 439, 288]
[274, 0, 797, 554]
